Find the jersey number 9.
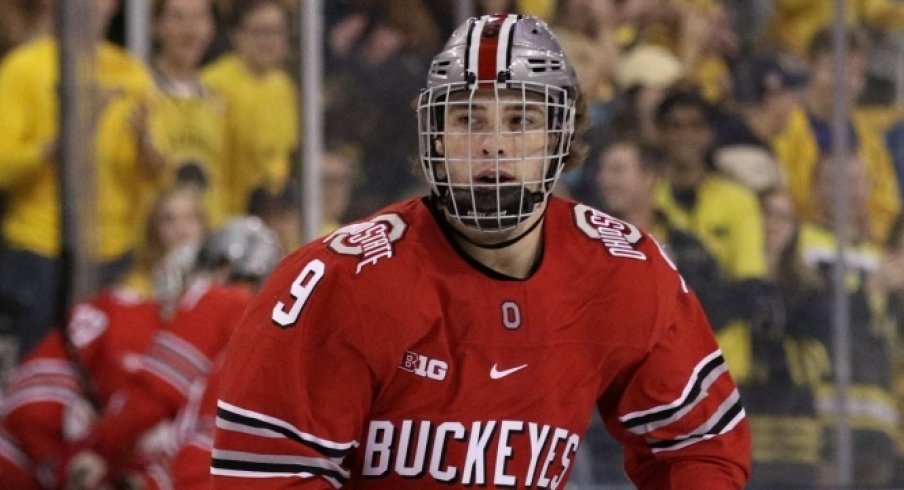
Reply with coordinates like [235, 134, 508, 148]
[271, 259, 326, 328]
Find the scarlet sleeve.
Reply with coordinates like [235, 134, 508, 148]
[212, 249, 372, 489]
[1, 332, 73, 463]
[599, 238, 751, 490]
[167, 369, 220, 490]
[89, 285, 252, 463]
[1, 295, 113, 463]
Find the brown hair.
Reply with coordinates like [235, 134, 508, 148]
[562, 89, 590, 172]
[226, 0, 290, 30]
[136, 184, 209, 275]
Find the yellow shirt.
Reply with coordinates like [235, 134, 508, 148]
[770, 0, 904, 56]
[0, 37, 153, 259]
[772, 106, 902, 243]
[201, 54, 298, 215]
[655, 174, 767, 280]
[149, 77, 228, 225]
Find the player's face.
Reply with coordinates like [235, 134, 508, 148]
[155, 0, 214, 69]
[155, 191, 206, 252]
[435, 88, 551, 192]
[598, 143, 653, 217]
[233, 2, 289, 74]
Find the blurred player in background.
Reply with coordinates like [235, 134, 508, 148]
[0, 184, 208, 489]
[58, 216, 282, 489]
[212, 13, 750, 489]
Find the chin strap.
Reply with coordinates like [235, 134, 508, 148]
[444, 206, 545, 250]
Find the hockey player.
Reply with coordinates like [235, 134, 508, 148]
[0, 184, 208, 489]
[213, 14, 751, 489]
[57, 216, 282, 488]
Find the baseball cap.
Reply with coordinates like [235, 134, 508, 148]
[740, 55, 808, 102]
[615, 45, 685, 90]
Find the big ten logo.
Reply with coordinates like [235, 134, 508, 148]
[399, 351, 448, 381]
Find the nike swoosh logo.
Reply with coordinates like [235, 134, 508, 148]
[490, 363, 528, 380]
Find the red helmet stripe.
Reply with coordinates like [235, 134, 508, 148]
[476, 13, 508, 82]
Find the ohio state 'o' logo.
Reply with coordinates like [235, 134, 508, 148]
[323, 214, 407, 256]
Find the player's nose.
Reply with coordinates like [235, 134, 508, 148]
[476, 132, 508, 157]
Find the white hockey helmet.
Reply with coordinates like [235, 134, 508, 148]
[417, 14, 579, 232]
[196, 216, 283, 282]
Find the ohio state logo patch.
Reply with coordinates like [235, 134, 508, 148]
[573, 204, 646, 261]
[323, 214, 407, 273]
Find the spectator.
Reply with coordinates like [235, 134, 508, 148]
[768, 0, 904, 59]
[551, 0, 620, 124]
[624, 0, 739, 103]
[0, 0, 157, 359]
[597, 138, 726, 323]
[324, 7, 428, 218]
[149, 0, 229, 226]
[611, 45, 685, 144]
[249, 144, 362, 253]
[475, 0, 518, 16]
[0, 0, 51, 59]
[654, 89, 768, 383]
[868, 213, 904, 482]
[884, 115, 904, 203]
[138, 184, 210, 312]
[711, 55, 803, 193]
[654, 89, 767, 281]
[320, 144, 362, 233]
[772, 27, 902, 243]
[799, 155, 897, 486]
[201, 0, 298, 216]
[565, 45, 684, 204]
[742, 187, 825, 488]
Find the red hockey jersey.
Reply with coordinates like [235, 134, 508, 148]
[0, 287, 160, 463]
[88, 279, 253, 463]
[212, 197, 751, 489]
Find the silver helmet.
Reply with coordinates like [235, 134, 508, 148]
[417, 14, 579, 232]
[196, 216, 283, 282]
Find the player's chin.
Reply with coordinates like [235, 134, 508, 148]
[449, 187, 542, 230]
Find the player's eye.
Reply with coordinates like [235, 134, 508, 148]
[510, 115, 540, 129]
[448, 111, 479, 128]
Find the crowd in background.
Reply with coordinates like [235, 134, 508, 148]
[1, 0, 904, 488]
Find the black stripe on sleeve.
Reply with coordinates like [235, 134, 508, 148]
[211, 458, 348, 484]
[622, 354, 725, 430]
[648, 399, 744, 450]
[216, 406, 353, 459]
